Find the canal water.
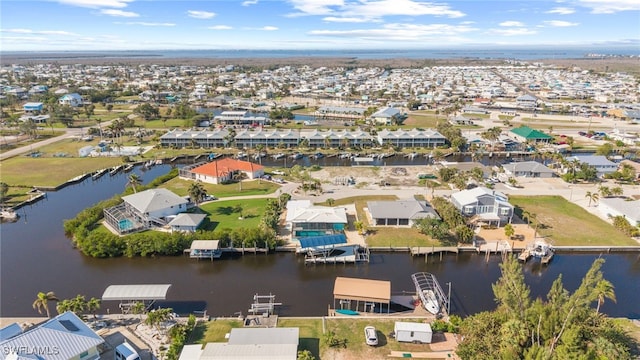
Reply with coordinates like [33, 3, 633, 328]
[1, 165, 638, 318]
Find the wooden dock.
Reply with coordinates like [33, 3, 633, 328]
[411, 247, 459, 256]
[518, 249, 532, 262]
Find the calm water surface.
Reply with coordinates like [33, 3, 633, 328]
[1, 165, 639, 318]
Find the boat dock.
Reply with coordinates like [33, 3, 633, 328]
[184, 240, 222, 261]
[92, 168, 108, 180]
[518, 248, 532, 262]
[304, 244, 370, 264]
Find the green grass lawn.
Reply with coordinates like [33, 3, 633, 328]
[509, 195, 637, 246]
[198, 198, 270, 230]
[160, 178, 280, 198]
[1, 157, 123, 187]
[403, 114, 443, 128]
[365, 227, 441, 248]
[192, 318, 441, 359]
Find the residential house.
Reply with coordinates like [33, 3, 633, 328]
[103, 188, 189, 234]
[179, 327, 299, 360]
[566, 155, 617, 176]
[450, 186, 514, 226]
[180, 158, 264, 185]
[449, 115, 474, 125]
[58, 93, 84, 107]
[367, 199, 439, 227]
[23, 102, 43, 113]
[598, 198, 640, 227]
[509, 126, 553, 144]
[285, 200, 347, 238]
[502, 161, 555, 178]
[0, 311, 104, 360]
[370, 107, 402, 125]
[167, 213, 207, 233]
[516, 94, 538, 108]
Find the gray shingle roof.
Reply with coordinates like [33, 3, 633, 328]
[367, 199, 439, 220]
[122, 188, 188, 213]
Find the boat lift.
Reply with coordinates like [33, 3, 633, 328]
[411, 273, 449, 316]
[248, 293, 282, 316]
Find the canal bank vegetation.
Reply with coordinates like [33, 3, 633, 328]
[509, 195, 638, 246]
[457, 257, 636, 359]
[64, 169, 290, 258]
[161, 177, 280, 198]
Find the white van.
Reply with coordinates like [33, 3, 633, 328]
[115, 342, 140, 360]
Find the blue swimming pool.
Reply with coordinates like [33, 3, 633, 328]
[296, 230, 330, 237]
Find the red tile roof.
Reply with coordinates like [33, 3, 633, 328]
[191, 157, 264, 177]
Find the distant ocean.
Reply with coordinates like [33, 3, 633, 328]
[3, 47, 639, 61]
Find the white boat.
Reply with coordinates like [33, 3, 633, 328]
[422, 290, 440, 315]
[290, 152, 303, 160]
[272, 153, 285, 160]
[530, 241, 553, 258]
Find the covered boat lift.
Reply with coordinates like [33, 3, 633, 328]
[102, 284, 172, 313]
[411, 273, 448, 315]
[185, 240, 222, 261]
[333, 277, 391, 314]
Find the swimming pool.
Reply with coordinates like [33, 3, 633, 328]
[296, 230, 331, 237]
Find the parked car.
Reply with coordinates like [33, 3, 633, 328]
[364, 326, 378, 346]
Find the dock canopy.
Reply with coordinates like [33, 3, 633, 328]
[102, 284, 172, 301]
[189, 240, 220, 251]
[298, 234, 346, 250]
[333, 277, 390, 303]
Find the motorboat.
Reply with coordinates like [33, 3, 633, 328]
[422, 290, 440, 315]
[530, 241, 553, 258]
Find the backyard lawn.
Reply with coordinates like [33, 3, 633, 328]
[192, 318, 441, 359]
[161, 178, 280, 198]
[198, 198, 270, 230]
[509, 195, 637, 246]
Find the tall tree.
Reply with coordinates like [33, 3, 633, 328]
[188, 181, 207, 206]
[33, 291, 59, 318]
[585, 191, 599, 207]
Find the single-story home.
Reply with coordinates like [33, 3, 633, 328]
[181, 158, 265, 184]
[285, 200, 347, 238]
[370, 107, 402, 125]
[502, 161, 555, 178]
[23, 102, 43, 112]
[598, 198, 640, 227]
[367, 199, 439, 227]
[58, 93, 83, 107]
[566, 155, 617, 176]
[168, 213, 207, 232]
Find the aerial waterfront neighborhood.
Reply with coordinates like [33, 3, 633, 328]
[1, 55, 639, 360]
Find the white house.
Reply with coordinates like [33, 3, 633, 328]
[58, 93, 83, 107]
[285, 200, 347, 238]
[450, 186, 514, 226]
[370, 107, 402, 125]
[598, 198, 640, 227]
[0, 311, 104, 360]
[566, 155, 617, 176]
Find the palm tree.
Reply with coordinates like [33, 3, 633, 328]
[126, 174, 142, 193]
[598, 185, 611, 198]
[86, 297, 101, 319]
[594, 279, 616, 315]
[585, 191, 599, 207]
[33, 291, 59, 318]
[610, 186, 623, 197]
[188, 181, 207, 206]
[326, 198, 335, 206]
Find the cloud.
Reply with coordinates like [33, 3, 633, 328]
[242, 0, 259, 6]
[286, 0, 344, 16]
[577, 0, 640, 13]
[543, 20, 579, 27]
[124, 22, 176, 26]
[499, 21, 525, 27]
[322, 16, 376, 23]
[208, 25, 233, 30]
[309, 22, 476, 41]
[297, 0, 465, 20]
[260, 26, 279, 31]
[187, 10, 216, 19]
[488, 27, 537, 36]
[546, 7, 575, 14]
[1, 28, 78, 36]
[101, 9, 139, 17]
[56, 0, 133, 8]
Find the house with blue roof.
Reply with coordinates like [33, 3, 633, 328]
[23, 102, 43, 113]
[58, 93, 83, 107]
[566, 155, 617, 176]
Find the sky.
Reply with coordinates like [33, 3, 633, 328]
[0, 0, 639, 51]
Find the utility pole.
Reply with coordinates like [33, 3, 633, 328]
[447, 282, 452, 315]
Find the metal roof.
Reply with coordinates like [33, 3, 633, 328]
[201, 343, 297, 360]
[367, 199, 439, 220]
[102, 284, 171, 301]
[189, 240, 220, 251]
[228, 328, 299, 345]
[334, 277, 391, 303]
[122, 188, 188, 214]
[0, 312, 103, 360]
[298, 234, 347, 250]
